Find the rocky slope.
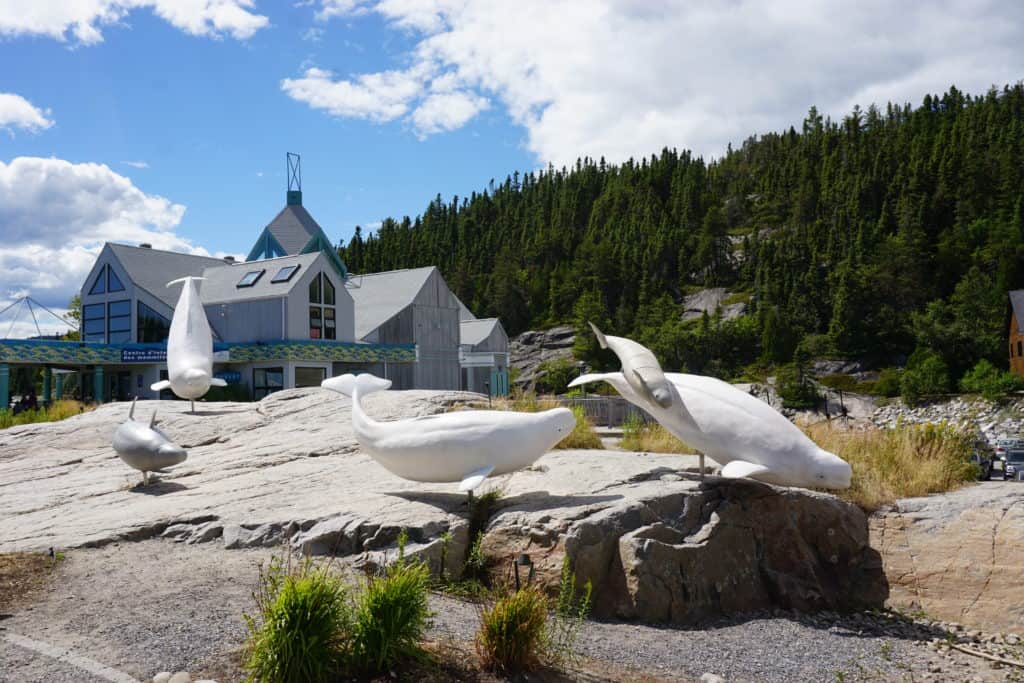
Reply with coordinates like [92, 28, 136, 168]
[508, 325, 576, 387]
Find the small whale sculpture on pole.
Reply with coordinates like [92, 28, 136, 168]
[570, 326, 852, 490]
[322, 373, 576, 492]
[150, 276, 226, 413]
[112, 398, 188, 485]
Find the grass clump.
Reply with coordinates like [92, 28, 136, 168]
[620, 413, 693, 453]
[243, 533, 432, 682]
[475, 556, 593, 674]
[243, 556, 353, 683]
[0, 400, 91, 430]
[476, 585, 549, 672]
[806, 422, 977, 512]
[354, 534, 431, 673]
[553, 405, 602, 449]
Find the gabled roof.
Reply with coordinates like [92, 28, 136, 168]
[199, 252, 322, 304]
[106, 243, 226, 308]
[347, 266, 436, 340]
[460, 318, 501, 346]
[452, 293, 476, 321]
[263, 204, 326, 255]
[1011, 291, 1024, 333]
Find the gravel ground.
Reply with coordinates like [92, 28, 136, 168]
[1, 540, 1019, 683]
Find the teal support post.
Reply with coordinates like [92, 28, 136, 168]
[55, 373, 64, 401]
[93, 366, 105, 404]
[0, 363, 8, 411]
[43, 367, 52, 405]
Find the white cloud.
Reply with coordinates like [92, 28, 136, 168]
[281, 66, 426, 122]
[411, 90, 488, 136]
[0, 93, 54, 134]
[0, 157, 210, 315]
[0, 0, 269, 45]
[122, 160, 149, 168]
[300, 0, 1024, 164]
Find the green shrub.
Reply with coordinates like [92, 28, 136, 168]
[776, 363, 820, 409]
[354, 553, 431, 673]
[959, 359, 1024, 401]
[535, 357, 579, 395]
[243, 557, 354, 683]
[873, 367, 903, 397]
[900, 349, 949, 405]
[475, 586, 549, 673]
[0, 400, 92, 430]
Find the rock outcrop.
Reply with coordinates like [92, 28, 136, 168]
[871, 396, 1024, 443]
[682, 288, 748, 322]
[871, 482, 1024, 633]
[2, 388, 886, 625]
[508, 325, 576, 387]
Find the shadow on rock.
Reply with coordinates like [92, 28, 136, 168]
[130, 480, 188, 495]
[385, 490, 622, 514]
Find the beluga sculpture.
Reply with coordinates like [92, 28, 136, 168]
[570, 325, 852, 490]
[322, 373, 576, 492]
[112, 398, 188, 485]
[150, 276, 226, 412]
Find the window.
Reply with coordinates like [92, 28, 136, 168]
[295, 366, 326, 387]
[237, 270, 264, 288]
[107, 300, 131, 343]
[107, 267, 124, 292]
[308, 272, 336, 340]
[83, 303, 105, 342]
[309, 306, 322, 338]
[1019, 341, 1022, 357]
[138, 301, 170, 343]
[89, 268, 106, 295]
[271, 265, 300, 283]
[253, 367, 284, 399]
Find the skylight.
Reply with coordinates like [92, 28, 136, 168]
[237, 270, 264, 287]
[271, 264, 300, 283]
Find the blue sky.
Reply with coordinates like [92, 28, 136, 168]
[2, 0, 1024, 334]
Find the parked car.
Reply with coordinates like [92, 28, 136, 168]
[1003, 449, 1024, 481]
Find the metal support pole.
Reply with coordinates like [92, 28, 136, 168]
[93, 366, 105, 404]
[0, 363, 8, 411]
[42, 367, 52, 405]
[55, 373, 64, 400]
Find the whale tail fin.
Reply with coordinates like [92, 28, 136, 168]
[322, 373, 392, 397]
[588, 321, 609, 349]
[166, 276, 206, 288]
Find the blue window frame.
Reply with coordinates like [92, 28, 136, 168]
[237, 270, 264, 288]
[83, 303, 105, 342]
[107, 267, 124, 292]
[107, 300, 131, 343]
[88, 268, 106, 295]
[137, 301, 170, 343]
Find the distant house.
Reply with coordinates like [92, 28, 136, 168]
[455, 296, 509, 395]
[1010, 291, 1024, 378]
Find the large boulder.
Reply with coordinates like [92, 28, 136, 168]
[508, 325, 577, 387]
[682, 288, 748, 322]
[871, 482, 1024, 633]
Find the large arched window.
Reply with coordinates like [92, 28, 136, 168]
[309, 272, 336, 340]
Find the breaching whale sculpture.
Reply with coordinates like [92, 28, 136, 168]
[112, 398, 188, 484]
[322, 373, 576, 491]
[151, 276, 225, 412]
[570, 326, 852, 490]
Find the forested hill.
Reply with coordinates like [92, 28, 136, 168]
[340, 84, 1024, 382]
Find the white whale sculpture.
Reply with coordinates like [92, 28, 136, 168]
[570, 328, 852, 490]
[150, 276, 225, 412]
[322, 373, 576, 491]
[112, 398, 188, 484]
[590, 321, 673, 408]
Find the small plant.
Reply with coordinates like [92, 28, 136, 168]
[354, 551, 432, 674]
[959, 359, 1024, 401]
[546, 556, 593, 667]
[0, 400, 94, 430]
[475, 585, 549, 673]
[243, 556, 354, 683]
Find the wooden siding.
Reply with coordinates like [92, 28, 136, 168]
[1010, 312, 1024, 378]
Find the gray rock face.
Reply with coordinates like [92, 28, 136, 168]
[509, 325, 577, 386]
[682, 288, 748, 322]
[0, 387, 884, 626]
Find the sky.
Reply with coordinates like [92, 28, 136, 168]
[1, 0, 1023, 336]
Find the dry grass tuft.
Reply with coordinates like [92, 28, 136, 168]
[620, 416, 694, 454]
[486, 396, 602, 450]
[806, 422, 977, 512]
[0, 552, 61, 610]
[0, 400, 92, 430]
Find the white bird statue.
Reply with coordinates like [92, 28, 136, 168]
[150, 276, 225, 412]
[322, 373, 576, 492]
[112, 398, 188, 485]
[570, 326, 852, 490]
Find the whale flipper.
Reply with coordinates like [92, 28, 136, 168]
[210, 378, 227, 387]
[151, 380, 171, 391]
[568, 372, 621, 388]
[322, 373, 392, 397]
[721, 460, 772, 480]
[458, 465, 494, 492]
